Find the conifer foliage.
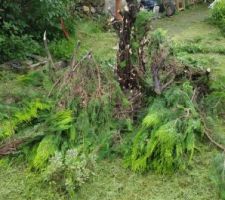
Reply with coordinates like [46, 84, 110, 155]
[126, 82, 202, 173]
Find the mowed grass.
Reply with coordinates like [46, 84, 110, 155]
[0, 160, 65, 200]
[78, 147, 219, 200]
[155, 4, 225, 75]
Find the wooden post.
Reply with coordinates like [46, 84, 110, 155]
[115, 0, 123, 20]
[175, 0, 185, 11]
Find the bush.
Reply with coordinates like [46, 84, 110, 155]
[0, 34, 41, 62]
[0, 0, 75, 40]
[0, 0, 75, 62]
[210, 0, 225, 35]
[43, 149, 96, 198]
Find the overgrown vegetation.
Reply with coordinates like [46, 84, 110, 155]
[0, 2, 225, 200]
[210, 0, 225, 35]
[0, 0, 75, 62]
[126, 82, 202, 173]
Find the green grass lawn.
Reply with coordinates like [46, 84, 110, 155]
[0, 160, 65, 200]
[78, 147, 219, 200]
[155, 4, 225, 75]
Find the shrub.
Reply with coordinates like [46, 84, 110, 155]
[0, 34, 41, 62]
[210, 0, 225, 35]
[42, 149, 96, 198]
[0, 0, 75, 62]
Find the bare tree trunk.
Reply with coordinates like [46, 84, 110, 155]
[116, 0, 139, 89]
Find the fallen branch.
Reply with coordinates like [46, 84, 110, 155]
[197, 108, 225, 152]
[0, 139, 24, 156]
[0, 133, 44, 157]
[30, 60, 48, 69]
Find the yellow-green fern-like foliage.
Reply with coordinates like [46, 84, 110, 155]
[0, 98, 74, 169]
[28, 110, 74, 169]
[126, 82, 202, 173]
[0, 99, 50, 139]
[32, 135, 60, 169]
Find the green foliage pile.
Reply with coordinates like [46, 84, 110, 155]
[126, 82, 202, 173]
[0, 50, 131, 197]
[210, 0, 225, 35]
[0, 6, 225, 198]
[0, 99, 50, 139]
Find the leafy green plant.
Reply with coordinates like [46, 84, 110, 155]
[43, 148, 96, 199]
[0, 34, 41, 62]
[49, 38, 76, 59]
[126, 82, 202, 173]
[23, 109, 74, 169]
[210, 0, 225, 35]
[204, 75, 225, 117]
[0, 99, 50, 139]
[0, 0, 75, 62]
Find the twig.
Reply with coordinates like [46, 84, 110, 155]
[70, 41, 81, 68]
[30, 60, 48, 68]
[198, 108, 225, 152]
[191, 88, 197, 102]
[47, 51, 92, 97]
[43, 31, 56, 70]
[72, 51, 92, 71]
[60, 18, 70, 40]
[91, 56, 102, 95]
[161, 75, 175, 91]
[47, 77, 62, 97]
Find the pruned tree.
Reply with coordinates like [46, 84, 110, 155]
[115, 0, 139, 89]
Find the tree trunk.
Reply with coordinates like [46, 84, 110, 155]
[116, 0, 139, 89]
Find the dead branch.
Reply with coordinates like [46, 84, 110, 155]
[48, 51, 92, 97]
[43, 31, 56, 70]
[30, 60, 48, 69]
[0, 139, 25, 156]
[60, 18, 70, 40]
[70, 41, 81, 68]
[197, 108, 225, 152]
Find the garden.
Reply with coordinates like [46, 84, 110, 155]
[0, 1, 225, 199]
